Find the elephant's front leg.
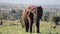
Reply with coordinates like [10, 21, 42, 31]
[30, 22, 33, 33]
[24, 19, 29, 32]
[28, 17, 33, 33]
[25, 23, 29, 32]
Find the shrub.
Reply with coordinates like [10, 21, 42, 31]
[52, 16, 60, 25]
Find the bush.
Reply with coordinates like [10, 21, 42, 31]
[52, 16, 60, 25]
[42, 15, 50, 22]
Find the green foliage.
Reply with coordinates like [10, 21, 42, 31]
[0, 20, 60, 34]
[0, 15, 4, 19]
[0, 9, 23, 20]
[11, 9, 22, 20]
[0, 32, 2, 34]
[52, 16, 60, 22]
[51, 16, 60, 25]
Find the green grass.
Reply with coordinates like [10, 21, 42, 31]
[0, 20, 60, 34]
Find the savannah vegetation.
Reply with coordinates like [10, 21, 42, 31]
[0, 4, 60, 34]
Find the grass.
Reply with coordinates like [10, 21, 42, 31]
[0, 20, 60, 34]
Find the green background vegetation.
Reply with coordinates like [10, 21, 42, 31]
[0, 4, 60, 34]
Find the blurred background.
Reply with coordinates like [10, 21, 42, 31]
[0, 0, 60, 34]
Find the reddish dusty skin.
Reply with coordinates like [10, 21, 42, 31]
[21, 5, 43, 33]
